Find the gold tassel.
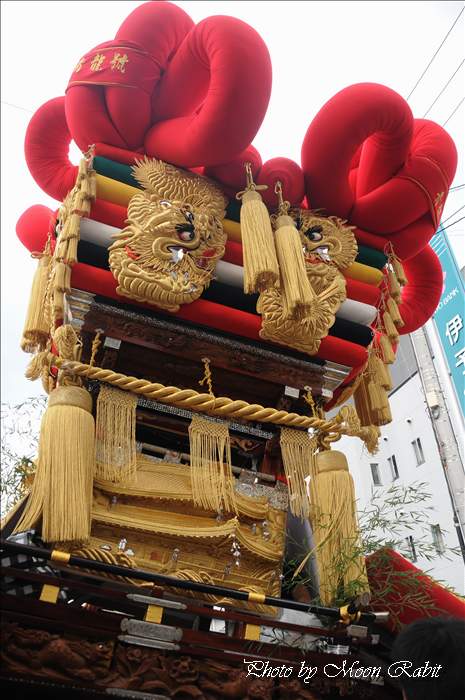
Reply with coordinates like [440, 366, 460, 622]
[386, 296, 404, 328]
[367, 380, 383, 411]
[388, 269, 401, 303]
[376, 356, 392, 391]
[189, 414, 237, 514]
[353, 378, 372, 427]
[237, 163, 280, 294]
[386, 243, 408, 286]
[309, 449, 369, 606]
[280, 427, 317, 518]
[54, 261, 72, 293]
[377, 403, 393, 425]
[369, 354, 392, 392]
[21, 242, 52, 353]
[14, 385, 95, 543]
[95, 385, 138, 483]
[378, 333, 396, 364]
[383, 310, 400, 343]
[392, 257, 407, 286]
[274, 181, 315, 320]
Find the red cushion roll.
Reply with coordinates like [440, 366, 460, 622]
[65, 2, 193, 153]
[25, 97, 78, 201]
[90, 199, 128, 230]
[145, 16, 271, 166]
[257, 157, 305, 208]
[367, 548, 465, 630]
[345, 277, 381, 307]
[302, 84, 413, 220]
[204, 145, 262, 195]
[302, 85, 457, 262]
[397, 245, 443, 334]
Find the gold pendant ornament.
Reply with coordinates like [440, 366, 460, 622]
[109, 158, 228, 312]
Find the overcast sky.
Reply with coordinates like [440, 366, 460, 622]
[1, 0, 464, 406]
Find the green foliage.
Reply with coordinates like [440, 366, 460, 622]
[284, 482, 462, 619]
[1, 397, 46, 517]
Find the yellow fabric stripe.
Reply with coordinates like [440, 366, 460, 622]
[342, 261, 383, 286]
[222, 218, 242, 242]
[96, 174, 139, 207]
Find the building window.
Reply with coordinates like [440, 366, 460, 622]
[411, 437, 425, 466]
[431, 524, 446, 555]
[406, 535, 417, 562]
[370, 463, 382, 486]
[388, 455, 399, 481]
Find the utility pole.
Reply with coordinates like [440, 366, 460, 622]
[411, 326, 465, 560]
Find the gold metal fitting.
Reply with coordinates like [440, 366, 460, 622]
[51, 550, 71, 565]
[248, 591, 266, 604]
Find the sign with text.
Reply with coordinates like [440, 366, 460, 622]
[430, 226, 465, 417]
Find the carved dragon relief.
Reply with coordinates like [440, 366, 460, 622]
[109, 158, 228, 312]
[258, 211, 358, 356]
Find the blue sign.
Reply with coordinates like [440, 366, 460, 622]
[430, 226, 465, 417]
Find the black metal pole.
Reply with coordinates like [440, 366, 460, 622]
[0, 539, 381, 624]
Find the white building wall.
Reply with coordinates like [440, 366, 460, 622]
[338, 371, 465, 595]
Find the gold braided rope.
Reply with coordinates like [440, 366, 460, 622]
[52, 358, 335, 429]
[47, 356, 376, 450]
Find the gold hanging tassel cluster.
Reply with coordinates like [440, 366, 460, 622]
[95, 385, 138, 483]
[20, 237, 52, 353]
[189, 414, 237, 514]
[273, 181, 316, 320]
[386, 296, 404, 328]
[309, 449, 369, 606]
[15, 325, 95, 543]
[52, 148, 96, 322]
[280, 427, 317, 518]
[236, 162, 280, 294]
[353, 350, 392, 427]
[386, 242, 408, 287]
[383, 309, 400, 343]
[378, 332, 396, 364]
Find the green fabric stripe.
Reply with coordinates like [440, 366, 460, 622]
[93, 156, 140, 189]
[355, 245, 387, 269]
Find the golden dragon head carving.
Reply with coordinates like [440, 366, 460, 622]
[258, 210, 358, 356]
[109, 158, 227, 312]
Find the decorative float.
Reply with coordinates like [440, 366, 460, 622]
[2, 2, 464, 698]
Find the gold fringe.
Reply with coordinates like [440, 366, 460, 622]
[95, 385, 138, 483]
[274, 214, 315, 320]
[189, 414, 236, 514]
[386, 296, 404, 328]
[374, 355, 392, 391]
[392, 257, 407, 286]
[280, 427, 317, 518]
[309, 450, 369, 606]
[21, 244, 51, 353]
[388, 269, 401, 302]
[353, 351, 394, 428]
[379, 333, 396, 364]
[14, 386, 95, 543]
[383, 310, 400, 343]
[240, 189, 280, 293]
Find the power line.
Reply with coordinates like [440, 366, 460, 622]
[422, 59, 464, 117]
[440, 216, 465, 234]
[449, 183, 465, 191]
[441, 205, 465, 225]
[1, 101, 33, 114]
[443, 96, 465, 126]
[406, 6, 464, 100]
